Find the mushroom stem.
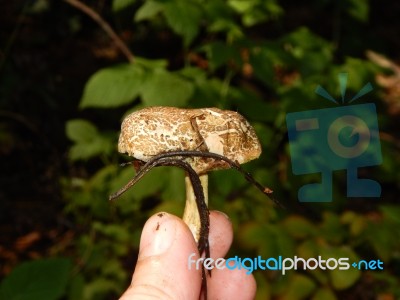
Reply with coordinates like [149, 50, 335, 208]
[183, 174, 208, 243]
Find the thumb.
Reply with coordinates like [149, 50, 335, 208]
[120, 212, 202, 300]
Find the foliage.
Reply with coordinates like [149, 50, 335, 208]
[0, 258, 72, 300]
[1, 0, 399, 299]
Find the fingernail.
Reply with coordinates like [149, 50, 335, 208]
[139, 213, 177, 259]
[215, 210, 229, 220]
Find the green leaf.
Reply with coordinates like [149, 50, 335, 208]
[202, 41, 241, 70]
[237, 222, 269, 250]
[135, 57, 168, 70]
[69, 138, 113, 161]
[282, 274, 316, 299]
[102, 259, 127, 282]
[163, 0, 202, 46]
[329, 264, 360, 290]
[0, 258, 72, 300]
[380, 205, 400, 225]
[178, 67, 207, 83]
[366, 221, 396, 262]
[345, 0, 369, 22]
[83, 278, 121, 300]
[88, 164, 118, 191]
[112, 0, 137, 12]
[312, 287, 337, 300]
[242, 9, 269, 27]
[319, 247, 360, 290]
[204, 0, 235, 20]
[208, 19, 244, 41]
[93, 222, 130, 243]
[319, 212, 346, 244]
[283, 215, 316, 239]
[254, 273, 271, 299]
[152, 196, 183, 217]
[280, 27, 333, 75]
[231, 90, 277, 122]
[66, 119, 98, 143]
[192, 77, 226, 105]
[161, 167, 185, 203]
[231, 0, 283, 27]
[341, 211, 366, 236]
[140, 70, 194, 106]
[66, 120, 114, 161]
[274, 227, 296, 258]
[80, 64, 144, 108]
[229, 0, 269, 27]
[250, 43, 288, 87]
[228, 0, 253, 13]
[67, 274, 85, 300]
[297, 240, 318, 259]
[134, 0, 165, 22]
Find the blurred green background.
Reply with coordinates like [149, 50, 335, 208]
[1, 0, 399, 299]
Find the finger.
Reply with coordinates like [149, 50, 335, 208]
[120, 212, 202, 300]
[206, 211, 256, 300]
[208, 267, 256, 300]
[208, 211, 234, 259]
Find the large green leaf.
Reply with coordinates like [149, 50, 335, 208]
[140, 70, 194, 106]
[0, 258, 72, 300]
[80, 64, 144, 108]
[163, 0, 202, 46]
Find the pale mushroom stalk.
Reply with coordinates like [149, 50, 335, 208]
[183, 174, 209, 244]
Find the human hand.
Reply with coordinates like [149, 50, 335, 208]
[120, 211, 256, 300]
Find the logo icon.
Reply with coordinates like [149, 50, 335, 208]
[286, 73, 382, 202]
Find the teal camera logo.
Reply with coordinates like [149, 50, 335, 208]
[286, 73, 382, 202]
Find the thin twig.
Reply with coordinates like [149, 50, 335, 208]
[111, 150, 283, 208]
[380, 131, 400, 149]
[63, 0, 135, 63]
[0, 1, 30, 73]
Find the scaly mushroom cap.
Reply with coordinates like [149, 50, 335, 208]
[118, 106, 261, 174]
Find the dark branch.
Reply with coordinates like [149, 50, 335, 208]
[111, 150, 283, 208]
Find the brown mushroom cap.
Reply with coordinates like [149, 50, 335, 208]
[118, 106, 261, 174]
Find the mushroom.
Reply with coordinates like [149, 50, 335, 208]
[109, 106, 277, 294]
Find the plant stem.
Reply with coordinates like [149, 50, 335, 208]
[63, 0, 135, 63]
